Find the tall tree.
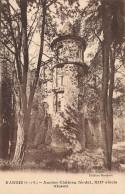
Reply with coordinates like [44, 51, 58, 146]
[100, 0, 124, 169]
[1, 0, 50, 164]
[1, 0, 78, 165]
[0, 54, 14, 159]
[81, 0, 124, 169]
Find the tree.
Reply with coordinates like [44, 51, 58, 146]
[1, 0, 80, 165]
[1, 0, 50, 164]
[100, 0, 124, 169]
[81, 0, 124, 169]
[0, 30, 17, 160]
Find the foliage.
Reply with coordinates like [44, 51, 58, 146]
[80, 0, 125, 170]
[61, 149, 103, 172]
[1, 0, 81, 163]
[84, 48, 102, 117]
[54, 105, 83, 152]
[0, 50, 16, 159]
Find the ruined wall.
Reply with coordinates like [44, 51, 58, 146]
[85, 118, 102, 149]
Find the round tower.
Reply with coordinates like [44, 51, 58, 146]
[50, 22, 88, 149]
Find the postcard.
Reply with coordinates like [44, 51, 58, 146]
[0, 0, 125, 193]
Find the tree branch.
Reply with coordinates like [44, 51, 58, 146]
[43, 52, 53, 59]
[28, 0, 47, 111]
[93, 30, 103, 46]
[46, 0, 58, 8]
[115, 63, 124, 72]
[0, 40, 15, 55]
[44, 39, 51, 47]
[5, 0, 22, 83]
[28, 23, 38, 47]
[1, 32, 15, 47]
[28, 11, 38, 39]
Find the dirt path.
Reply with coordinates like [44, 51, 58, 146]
[112, 141, 125, 171]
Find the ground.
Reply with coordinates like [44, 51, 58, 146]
[21, 141, 125, 172]
[0, 141, 125, 172]
[112, 141, 125, 171]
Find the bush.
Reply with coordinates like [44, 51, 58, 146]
[61, 149, 103, 172]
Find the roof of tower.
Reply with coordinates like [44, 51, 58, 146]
[61, 21, 73, 35]
[51, 21, 86, 50]
[51, 35, 86, 50]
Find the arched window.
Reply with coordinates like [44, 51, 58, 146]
[56, 66, 64, 87]
[43, 82, 47, 96]
[57, 45, 63, 60]
[56, 92, 64, 112]
[78, 46, 83, 60]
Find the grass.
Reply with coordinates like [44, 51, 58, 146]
[0, 142, 125, 172]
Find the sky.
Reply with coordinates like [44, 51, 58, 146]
[41, 0, 97, 64]
[3, 0, 125, 97]
[7, 0, 96, 66]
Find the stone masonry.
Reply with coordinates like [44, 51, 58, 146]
[40, 23, 88, 149]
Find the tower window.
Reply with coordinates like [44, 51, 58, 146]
[56, 92, 64, 112]
[56, 66, 64, 87]
[57, 45, 63, 60]
[43, 82, 48, 96]
[78, 95, 83, 110]
[78, 46, 83, 59]
[44, 67, 47, 80]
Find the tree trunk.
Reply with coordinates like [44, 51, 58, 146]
[0, 1, 2, 158]
[12, 93, 31, 165]
[106, 48, 115, 168]
[100, 42, 111, 169]
[12, 111, 24, 164]
[0, 60, 13, 159]
[12, 92, 25, 164]
[12, 0, 29, 165]
[12, 0, 46, 165]
[100, 0, 113, 169]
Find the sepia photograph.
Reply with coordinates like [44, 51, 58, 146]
[0, 0, 125, 193]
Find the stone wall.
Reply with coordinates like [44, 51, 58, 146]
[85, 118, 102, 149]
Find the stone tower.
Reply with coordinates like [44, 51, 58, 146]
[49, 22, 88, 148]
